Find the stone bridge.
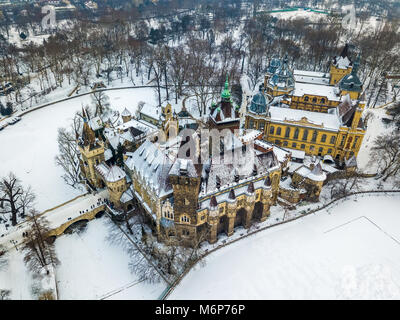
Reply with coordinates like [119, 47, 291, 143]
[47, 205, 107, 239]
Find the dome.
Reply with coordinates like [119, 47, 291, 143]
[267, 58, 281, 74]
[267, 55, 295, 91]
[249, 92, 267, 114]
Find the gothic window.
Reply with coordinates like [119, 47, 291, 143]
[312, 130, 317, 142]
[302, 129, 309, 141]
[285, 127, 290, 138]
[181, 215, 190, 223]
[294, 128, 299, 139]
[276, 127, 281, 136]
[270, 126, 275, 135]
[321, 134, 327, 143]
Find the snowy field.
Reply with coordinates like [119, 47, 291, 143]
[0, 216, 167, 300]
[0, 86, 158, 212]
[170, 194, 400, 300]
[55, 217, 166, 300]
[357, 107, 393, 172]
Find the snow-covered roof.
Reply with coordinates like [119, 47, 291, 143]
[125, 140, 173, 198]
[89, 116, 103, 131]
[104, 148, 113, 161]
[120, 188, 134, 203]
[269, 105, 342, 131]
[121, 108, 131, 117]
[169, 158, 198, 178]
[284, 147, 305, 160]
[139, 103, 162, 121]
[335, 56, 352, 69]
[294, 163, 326, 182]
[292, 82, 341, 101]
[106, 165, 126, 183]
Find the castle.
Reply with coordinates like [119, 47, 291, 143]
[244, 44, 366, 163]
[77, 45, 365, 245]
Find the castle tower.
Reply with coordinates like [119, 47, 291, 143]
[329, 44, 353, 85]
[104, 165, 128, 209]
[121, 108, 132, 123]
[168, 158, 201, 241]
[78, 108, 105, 188]
[339, 55, 363, 100]
[266, 54, 295, 97]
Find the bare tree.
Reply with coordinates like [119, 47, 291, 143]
[369, 132, 400, 181]
[0, 173, 36, 226]
[23, 210, 59, 274]
[0, 289, 11, 300]
[55, 127, 82, 188]
[91, 91, 111, 116]
[327, 173, 362, 199]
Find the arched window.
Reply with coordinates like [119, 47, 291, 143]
[302, 129, 309, 141]
[321, 98, 325, 104]
[269, 126, 275, 135]
[312, 130, 318, 142]
[312, 97, 317, 103]
[294, 128, 299, 139]
[285, 127, 290, 138]
[321, 134, 327, 143]
[181, 215, 190, 223]
[304, 96, 309, 102]
[330, 136, 336, 144]
[276, 127, 281, 136]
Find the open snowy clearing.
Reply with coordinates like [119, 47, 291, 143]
[55, 217, 166, 300]
[0, 86, 158, 212]
[0, 216, 167, 300]
[170, 194, 400, 300]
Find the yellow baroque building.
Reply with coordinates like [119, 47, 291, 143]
[245, 46, 366, 162]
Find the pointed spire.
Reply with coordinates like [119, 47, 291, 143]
[221, 75, 231, 101]
[82, 106, 88, 123]
[340, 43, 349, 58]
[210, 195, 218, 209]
[228, 188, 236, 200]
[247, 181, 254, 194]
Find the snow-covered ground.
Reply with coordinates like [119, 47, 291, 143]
[170, 193, 400, 300]
[55, 216, 166, 300]
[357, 107, 393, 172]
[0, 216, 166, 300]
